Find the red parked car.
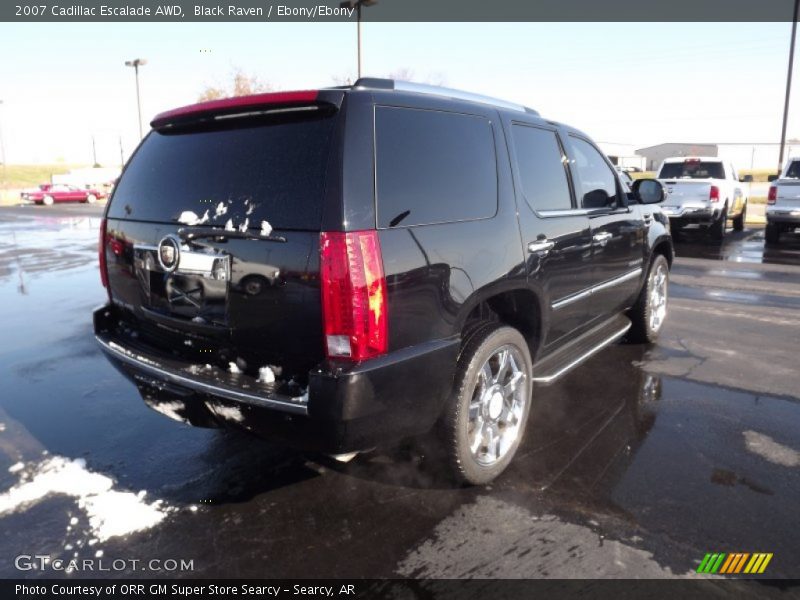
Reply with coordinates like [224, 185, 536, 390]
[22, 184, 106, 205]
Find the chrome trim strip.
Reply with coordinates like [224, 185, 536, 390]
[96, 336, 309, 415]
[551, 267, 642, 311]
[532, 321, 632, 384]
[551, 289, 592, 310]
[591, 267, 642, 294]
[392, 80, 536, 114]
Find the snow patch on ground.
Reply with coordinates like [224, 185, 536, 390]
[744, 430, 800, 467]
[260, 221, 273, 237]
[0, 457, 174, 542]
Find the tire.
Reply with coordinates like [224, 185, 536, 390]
[732, 202, 746, 232]
[710, 205, 727, 241]
[627, 254, 669, 344]
[42, 195, 54, 206]
[440, 323, 533, 486]
[85, 193, 97, 204]
[765, 223, 780, 246]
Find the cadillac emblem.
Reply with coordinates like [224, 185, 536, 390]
[157, 235, 181, 273]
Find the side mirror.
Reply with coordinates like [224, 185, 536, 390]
[768, 174, 779, 182]
[631, 178, 665, 204]
[739, 174, 753, 183]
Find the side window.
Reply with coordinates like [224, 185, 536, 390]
[511, 124, 572, 211]
[375, 106, 497, 228]
[568, 136, 621, 209]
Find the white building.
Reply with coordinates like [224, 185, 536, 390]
[635, 142, 800, 172]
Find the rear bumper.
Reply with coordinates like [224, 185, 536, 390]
[661, 205, 719, 224]
[94, 305, 459, 453]
[766, 208, 800, 225]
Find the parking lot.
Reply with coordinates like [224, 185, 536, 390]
[0, 202, 799, 580]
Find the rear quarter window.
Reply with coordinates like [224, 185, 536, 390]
[374, 106, 497, 228]
[107, 113, 338, 230]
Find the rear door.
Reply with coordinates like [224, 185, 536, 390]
[104, 108, 341, 380]
[776, 160, 800, 210]
[506, 121, 594, 348]
[564, 135, 644, 316]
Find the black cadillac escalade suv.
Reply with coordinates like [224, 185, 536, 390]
[94, 79, 673, 484]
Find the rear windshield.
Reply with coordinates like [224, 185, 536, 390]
[658, 161, 725, 180]
[786, 160, 800, 179]
[108, 112, 338, 230]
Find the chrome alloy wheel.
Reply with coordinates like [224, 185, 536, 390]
[468, 344, 528, 466]
[648, 261, 668, 333]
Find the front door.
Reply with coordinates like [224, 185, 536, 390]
[564, 135, 645, 317]
[505, 121, 594, 349]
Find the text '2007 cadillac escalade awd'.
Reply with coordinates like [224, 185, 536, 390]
[94, 79, 673, 484]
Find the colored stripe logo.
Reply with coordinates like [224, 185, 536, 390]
[697, 552, 773, 574]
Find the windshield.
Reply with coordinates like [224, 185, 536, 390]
[658, 161, 725, 180]
[108, 111, 338, 230]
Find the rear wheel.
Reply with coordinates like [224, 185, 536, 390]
[42, 195, 54, 206]
[765, 223, 780, 246]
[732, 202, 746, 231]
[627, 254, 669, 344]
[710, 206, 727, 241]
[440, 324, 533, 485]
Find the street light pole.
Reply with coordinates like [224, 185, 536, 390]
[124, 58, 147, 140]
[340, 0, 376, 80]
[778, 0, 799, 173]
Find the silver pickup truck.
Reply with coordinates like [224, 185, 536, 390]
[766, 158, 800, 245]
[656, 157, 748, 241]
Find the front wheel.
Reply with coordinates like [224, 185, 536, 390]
[440, 324, 533, 485]
[85, 193, 97, 204]
[627, 254, 669, 343]
[42, 195, 54, 206]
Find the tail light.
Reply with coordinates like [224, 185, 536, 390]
[709, 186, 720, 202]
[99, 218, 110, 295]
[768, 186, 777, 205]
[320, 231, 388, 361]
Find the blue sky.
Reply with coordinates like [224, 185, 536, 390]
[0, 22, 797, 164]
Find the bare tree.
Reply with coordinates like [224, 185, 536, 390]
[198, 68, 273, 101]
[387, 68, 447, 86]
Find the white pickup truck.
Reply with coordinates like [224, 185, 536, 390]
[656, 157, 748, 240]
[766, 157, 800, 245]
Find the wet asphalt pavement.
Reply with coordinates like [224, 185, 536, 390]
[0, 203, 799, 582]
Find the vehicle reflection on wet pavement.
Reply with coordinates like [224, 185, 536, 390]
[0, 205, 798, 581]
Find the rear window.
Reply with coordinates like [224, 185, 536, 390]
[108, 113, 337, 230]
[786, 160, 800, 179]
[511, 125, 572, 211]
[658, 161, 725, 180]
[375, 106, 497, 228]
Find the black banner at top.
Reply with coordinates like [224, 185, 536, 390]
[2, 0, 799, 23]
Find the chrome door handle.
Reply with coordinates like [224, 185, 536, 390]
[528, 240, 555, 256]
[593, 232, 613, 246]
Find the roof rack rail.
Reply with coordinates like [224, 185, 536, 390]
[353, 78, 539, 116]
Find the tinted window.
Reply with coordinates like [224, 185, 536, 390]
[786, 160, 800, 179]
[375, 106, 497, 228]
[511, 125, 572, 211]
[658, 161, 725, 180]
[568, 137, 620, 209]
[108, 113, 337, 230]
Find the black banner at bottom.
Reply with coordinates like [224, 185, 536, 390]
[3, 579, 800, 600]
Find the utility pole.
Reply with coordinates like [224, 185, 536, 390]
[119, 136, 124, 168]
[92, 135, 98, 167]
[778, 0, 799, 173]
[125, 58, 147, 140]
[339, 0, 376, 79]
